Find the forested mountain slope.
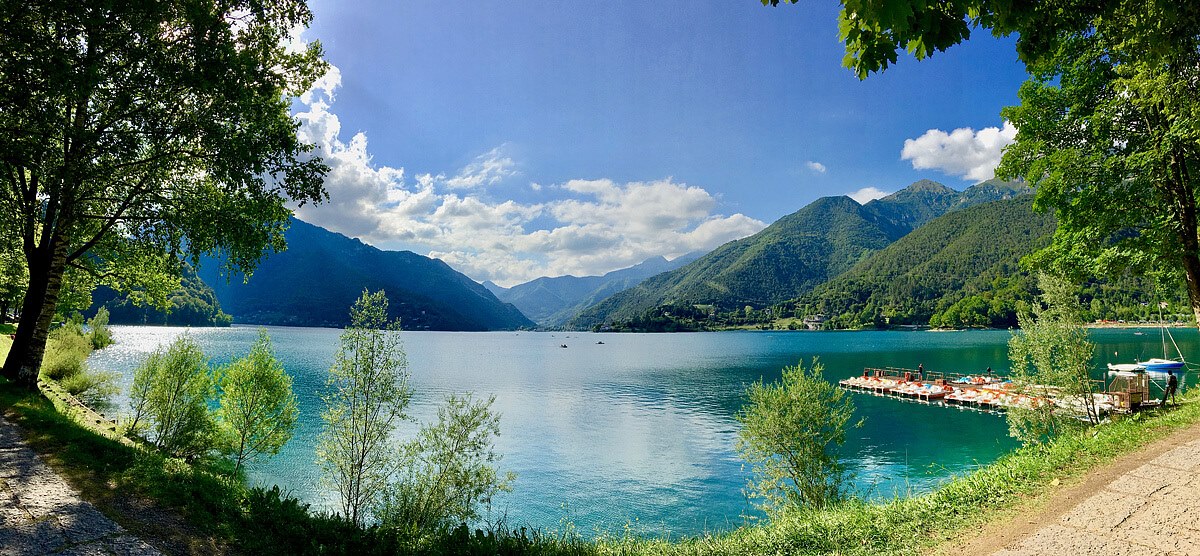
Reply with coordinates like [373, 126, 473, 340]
[783, 196, 1054, 328]
[569, 179, 1029, 329]
[197, 219, 534, 330]
[86, 264, 232, 326]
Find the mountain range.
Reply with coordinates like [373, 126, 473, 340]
[94, 178, 1045, 332]
[484, 252, 702, 327]
[568, 179, 1031, 329]
[196, 219, 533, 330]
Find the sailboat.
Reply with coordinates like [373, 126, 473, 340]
[1107, 326, 1188, 374]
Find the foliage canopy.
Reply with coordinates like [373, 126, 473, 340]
[0, 0, 328, 387]
[765, 0, 1199, 78]
[997, 25, 1200, 326]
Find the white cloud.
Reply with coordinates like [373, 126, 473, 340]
[901, 121, 1017, 182]
[805, 161, 827, 174]
[443, 146, 518, 189]
[848, 187, 889, 204]
[291, 59, 765, 286]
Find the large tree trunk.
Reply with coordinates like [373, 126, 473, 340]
[1, 235, 69, 389]
[1184, 253, 1200, 333]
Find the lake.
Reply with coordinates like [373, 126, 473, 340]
[86, 326, 1197, 537]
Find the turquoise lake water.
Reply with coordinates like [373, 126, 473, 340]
[87, 326, 1198, 537]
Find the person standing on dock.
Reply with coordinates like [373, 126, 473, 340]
[917, 363, 924, 380]
[1164, 370, 1179, 406]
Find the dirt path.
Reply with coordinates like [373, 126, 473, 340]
[0, 415, 161, 556]
[934, 417, 1200, 556]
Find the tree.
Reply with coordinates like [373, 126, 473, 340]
[86, 306, 112, 349]
[376, 394, 514, 534]
[997, 30, 1200, 327]
[127, 336, 216, 458]
[216, 329, 298, 475]
[317, 290, 413, 526]
[765, 1, 1198, 78]
[736, 358, 860, 513]
[0, 0, 329, 388]
[1007, 273, 1098, 444]
[767, 1, 1200, 329]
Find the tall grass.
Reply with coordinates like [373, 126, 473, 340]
[41, 324, 119, 409]
[41, 326, 92, 380]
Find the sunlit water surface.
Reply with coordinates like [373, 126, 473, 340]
[88, 326, 1198, 537]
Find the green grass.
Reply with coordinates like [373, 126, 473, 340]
[588, 393, 1200, 556]
[3, 374, 1199, 556]
[0, 379, 243, 553]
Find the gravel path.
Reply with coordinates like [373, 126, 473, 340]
[956, 421, 1200, 556]
[0, 416, 161, 556]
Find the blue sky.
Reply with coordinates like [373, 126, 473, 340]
[290, 1, 1030, 285]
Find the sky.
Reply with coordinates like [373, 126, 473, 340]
[289, 1, 1031, 286]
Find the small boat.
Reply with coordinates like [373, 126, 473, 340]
[1109, 326, 1188, 375]
[1106, 363, 1145, 374]
[1139, 358, 1185, 373]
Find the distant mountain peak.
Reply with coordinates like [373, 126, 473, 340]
[872, 179, 955, 201]
[493, 253, 705, 326]
[481, 280, 507, 296]
[964, 178, 1031, 194]
[907, 178, 954, 192]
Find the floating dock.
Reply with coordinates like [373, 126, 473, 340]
[839, 367, 1121, 415]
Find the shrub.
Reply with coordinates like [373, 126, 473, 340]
[376, 393, 514, 535]
[127, 336, 216, 458]
[88, 306, 114, 349]
[216, 329, 298, 474]
[236, 486, 382, 556]
[41, 326, 92, 381]
[1007, 273, 1097, 444]
[60, 369, 120, 412]
[736, 358, 861, 513]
